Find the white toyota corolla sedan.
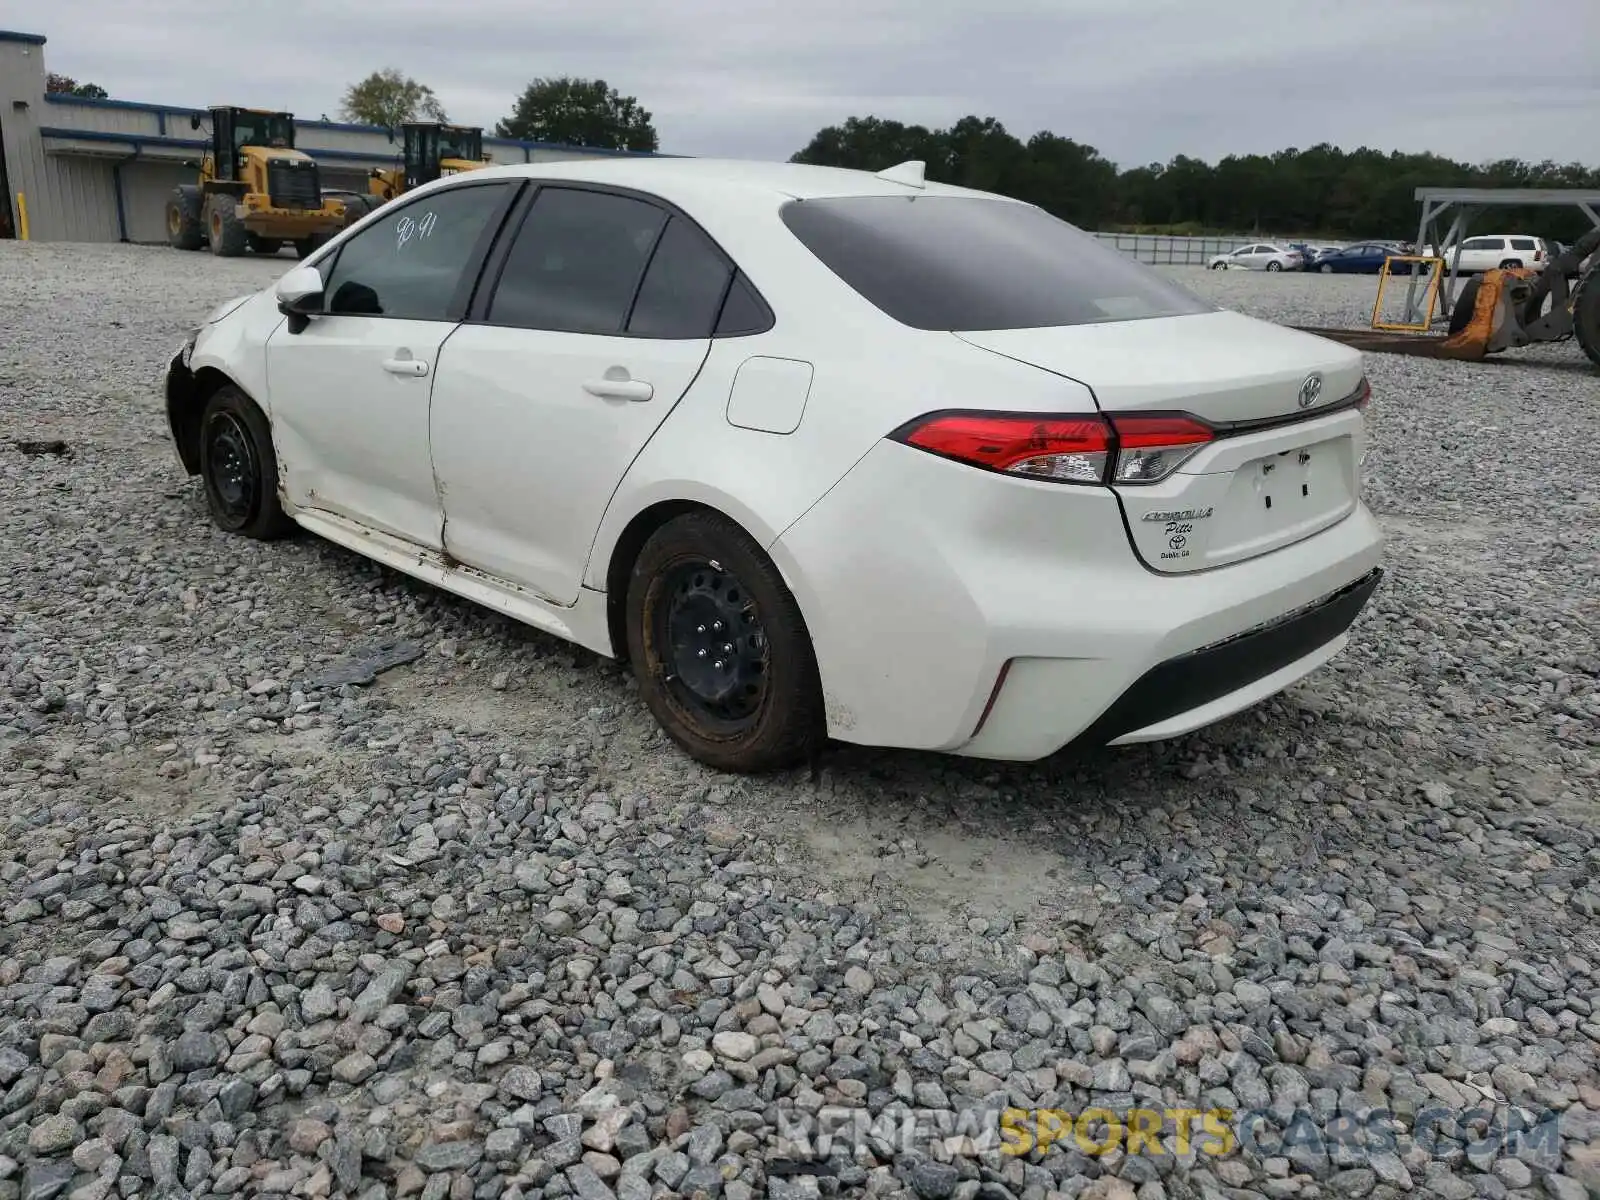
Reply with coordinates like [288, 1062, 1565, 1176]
[164, 157, 1383, 773]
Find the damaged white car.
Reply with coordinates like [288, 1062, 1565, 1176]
[165, 157, 1382, 772]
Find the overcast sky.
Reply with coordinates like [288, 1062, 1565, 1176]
[11, 0, 1599, 167]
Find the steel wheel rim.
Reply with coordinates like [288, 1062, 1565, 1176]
[204, 411, 257, 528]
[652, 559, 769, 731]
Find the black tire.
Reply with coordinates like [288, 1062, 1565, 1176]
[166, 186, 203, 251]
[339, 195, 373, 228]
[1266, 260, 1282, 272]
[204, 195, 247, 257]
[1499, 258, 1522, 270]
[197, 386, 295, 540]
[294, 234, 330, 260]
[1572, 265, 1600, 369]
[1447, 276, 1483, 336]
[625, 511, 823, 773]
[247, 236, 284, 256]
[1210, 263, 1225, 270]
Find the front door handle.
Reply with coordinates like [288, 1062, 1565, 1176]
[381, 355, 429, 377]
[582, 378, 653, 402]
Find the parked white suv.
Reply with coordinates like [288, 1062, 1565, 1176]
[1426, 234, 1550, 274]
[1207, 243, 1304, 272]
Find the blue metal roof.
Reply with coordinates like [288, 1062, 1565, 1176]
[0, 29, 47, 45]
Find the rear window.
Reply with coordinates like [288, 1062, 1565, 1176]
[779, 195, 1213, 331]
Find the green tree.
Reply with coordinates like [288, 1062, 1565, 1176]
[791, 114, 1600, 241]
[340, 68, 446, 129]
[790, 116, 949, 174]
[45, 73, 108, 99]
[496, 78, 658, 151]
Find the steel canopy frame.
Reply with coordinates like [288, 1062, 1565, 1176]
[1405, 187, 1600, 325]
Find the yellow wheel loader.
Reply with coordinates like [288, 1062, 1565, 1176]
[166, 107, 351, 259]
[1298, 228, 1600, 370]
[337, 123, 490, 227]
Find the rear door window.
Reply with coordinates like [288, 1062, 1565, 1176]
[626, 217, 735, 339]
[1509, 237, 1537, 251]
[486, 186, 667, 334]
[781, 195, 1213, 331]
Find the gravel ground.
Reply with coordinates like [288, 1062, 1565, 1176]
[1, 242, 1597, 1200]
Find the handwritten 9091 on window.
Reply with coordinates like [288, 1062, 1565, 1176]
[395, 210, 438, 251]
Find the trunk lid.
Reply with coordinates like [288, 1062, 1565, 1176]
[955, 312, 1368, 573]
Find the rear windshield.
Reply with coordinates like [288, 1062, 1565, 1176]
[780, 195, 1213, 331]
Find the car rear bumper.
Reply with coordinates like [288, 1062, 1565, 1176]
[1074, 567, 1381, 746]
[770, 438, 1384, 761]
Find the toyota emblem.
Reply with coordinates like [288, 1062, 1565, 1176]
[1297, 373, 1324, 409]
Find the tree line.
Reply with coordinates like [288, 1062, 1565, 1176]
[791, 116, 1600, 242]
[333, 71, 1596, 241]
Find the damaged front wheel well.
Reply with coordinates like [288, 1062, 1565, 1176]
[167, 365, 237, 475]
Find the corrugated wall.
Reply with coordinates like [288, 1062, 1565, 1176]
[1, 38, 143, 241]
[1, 30, 663, 245]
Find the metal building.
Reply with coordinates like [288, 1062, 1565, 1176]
[0, 28, 654, 244]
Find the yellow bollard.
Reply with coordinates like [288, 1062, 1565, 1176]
[15, 192, 28, 241]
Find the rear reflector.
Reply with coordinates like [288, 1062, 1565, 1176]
[891, 410, 1216, 486]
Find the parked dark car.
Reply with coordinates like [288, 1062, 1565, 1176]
[1312, 242, 1410, 274]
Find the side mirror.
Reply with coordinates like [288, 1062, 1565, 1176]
[275, 266, 326, 334]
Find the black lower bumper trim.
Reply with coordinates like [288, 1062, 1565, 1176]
[1074, 567, 1383, 747]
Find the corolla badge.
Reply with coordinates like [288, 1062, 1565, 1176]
[1297, 373, 1324, 409]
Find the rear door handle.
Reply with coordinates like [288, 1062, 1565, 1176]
[582, 378, 653, 402]
[381, 356, 428, 377]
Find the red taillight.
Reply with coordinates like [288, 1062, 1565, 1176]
[891, 410, 1216, 485]
[1354, 376, 1372, 410]
[895, 412, 1114, 484]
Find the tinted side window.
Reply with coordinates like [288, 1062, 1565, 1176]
[627, 217, 734, 339]
[1461, 237, 1502, 250]
[488, 187, 666, 334]
[1509, 237, 1536, 250]
[323, 184, 511, 320]
[782, 196, 1213, 332]
[715, 273, 771, 337]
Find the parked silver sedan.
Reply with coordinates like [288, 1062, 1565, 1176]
[1207, 243, 1304, 272]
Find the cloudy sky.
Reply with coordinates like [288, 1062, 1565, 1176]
[12, 0, 1599, 168]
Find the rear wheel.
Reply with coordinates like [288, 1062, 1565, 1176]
[1499, 258, 1522, 270]
[1572, 265, 1600, 369]
[247, 235, 283, 256]
[625, 511, 823, 773]
[1210, 262, 1225, 270]
[1266, 260, 1282, 272]
[198, 386, 294, 540]
[166, 186, 203, 251]
[205, 196, 247, 257]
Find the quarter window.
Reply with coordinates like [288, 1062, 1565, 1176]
[322, 183, 512, 321]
